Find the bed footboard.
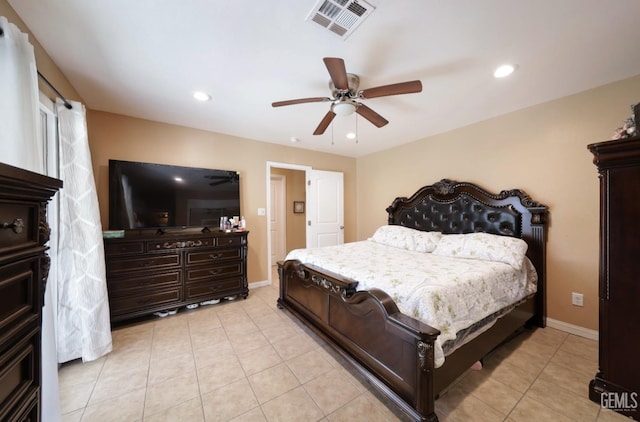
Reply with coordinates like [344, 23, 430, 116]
[278, 259, 440, 422]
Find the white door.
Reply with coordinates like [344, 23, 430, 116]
[306, 170, 344, 248]
[270, 175, 287, 263]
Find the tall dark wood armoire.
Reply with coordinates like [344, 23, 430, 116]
[588, 136, 640, 420]
[0, 162, 61, 421]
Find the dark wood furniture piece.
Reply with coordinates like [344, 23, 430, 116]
[104, 230, 248, 323]
[278, 179, 548, 422]
[588, 136, 640, 419]
[0, 162, 61, 422]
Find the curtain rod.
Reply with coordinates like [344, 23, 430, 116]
[1, 27, 72, 109]
[38, 71, 72, 109]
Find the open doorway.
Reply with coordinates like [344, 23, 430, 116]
[266, 162, 310, 283]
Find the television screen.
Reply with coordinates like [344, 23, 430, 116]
[109, 160, 240, 230]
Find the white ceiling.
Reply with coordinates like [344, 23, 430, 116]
[9, 0, 640, 158]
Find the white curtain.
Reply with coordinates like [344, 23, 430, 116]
[1, 16, 60, 421]
[41, 96, 62, 422]
[56, 99, 112, 363]
[0, 16, 43, 172]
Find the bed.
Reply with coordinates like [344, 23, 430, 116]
[277, 179, 548, 422]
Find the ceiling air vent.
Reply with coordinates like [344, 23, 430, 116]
[306, 0, 375, 40]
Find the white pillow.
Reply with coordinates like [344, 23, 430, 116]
[370, 225, 442, 252]
[413, 230, 442, 253]
[370, 225, 415, 250]
[432, 232, 528, 269]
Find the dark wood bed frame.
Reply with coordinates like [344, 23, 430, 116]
[277, 179, 548, 421]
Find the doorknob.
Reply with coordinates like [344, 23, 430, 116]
[340, 226, 344, 230]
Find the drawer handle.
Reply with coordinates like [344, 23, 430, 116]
[1, 218, 24, 234]
[209, 253, 223, 260]
[209, 269, 222, 275]
[142, 260, 155, 267]
[138, 279, 154, 286]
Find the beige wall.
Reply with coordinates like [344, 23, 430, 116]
[356, 74, 640, 331]
[87, 110, 357, 284]
[271, 168, 307, 253]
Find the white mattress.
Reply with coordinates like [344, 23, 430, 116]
[285, 240, 537, 367]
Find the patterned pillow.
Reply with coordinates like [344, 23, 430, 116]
[432, 232, 528, 269]
[413, 230, 442, 253]
[371, 225, 415, 250]
[371, 225, 442, 252]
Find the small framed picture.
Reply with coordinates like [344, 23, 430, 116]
[293, 201, 305, 213]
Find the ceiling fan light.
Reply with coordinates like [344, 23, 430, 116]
[332, 101, 356, 116]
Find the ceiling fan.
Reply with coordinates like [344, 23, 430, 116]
[204, 171, 239, 187]
[272, 57, 423, 135]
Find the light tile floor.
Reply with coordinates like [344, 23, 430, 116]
[59, 276, 631, 422]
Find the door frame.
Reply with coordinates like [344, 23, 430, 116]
[266, 161, 311, 284]
[270, 174, 287, 264]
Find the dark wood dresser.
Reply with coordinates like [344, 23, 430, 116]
[588, 136, 640, 419]
[104, 230, 249, 323]
[0, 162, 61, 421]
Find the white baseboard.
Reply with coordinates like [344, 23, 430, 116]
[546, 317, 599, 341]
[249, 279, 270, 289]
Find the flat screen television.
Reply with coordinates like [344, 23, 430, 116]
[109, 159, 240, 230]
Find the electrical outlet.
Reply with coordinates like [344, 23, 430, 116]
[257, 208, 266, 216]
[571, 292, 584, 307]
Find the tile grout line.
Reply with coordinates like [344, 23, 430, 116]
[187, 313, 208, 422]
[139, 322, 156, 421]
[502, 331, 570, 421]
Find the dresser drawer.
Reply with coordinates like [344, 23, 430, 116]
[186, 262, 242, 283]
[0, 259, 39, 350]
[7, 389, 38, 422]
[109, 288, 182, 316]
[0, 330, 38, 422]
[104, 241, 144, 256]
[107, 271, 181, 296]
[107, 253, 181, 275]
[185, 277, 244, 300]
[0, 203, 37, 255]
[215, 236, 244, 247]
[147, 237, 214, 251]
[186, 248, 242, 266]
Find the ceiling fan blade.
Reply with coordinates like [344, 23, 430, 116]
[356, 103, 389, 128]
[323, 57, 349, 91]
[272, 97, 332, 107]
[313, 111, 336, 135]
[360, 80, 422, 99]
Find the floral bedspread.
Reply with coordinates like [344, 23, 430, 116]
[285, 240, 537, 367]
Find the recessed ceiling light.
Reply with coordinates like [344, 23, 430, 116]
[494, 64, 518, 78]
[174, 177, 183, 182]
[193, 91, 212, 101]
[346, 132, 356, 140]
[290, 137, 300, 143]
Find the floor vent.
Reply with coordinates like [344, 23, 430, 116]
[306, 0, 375, 40]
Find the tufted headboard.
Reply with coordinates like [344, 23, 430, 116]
[386, 179, 549, 325]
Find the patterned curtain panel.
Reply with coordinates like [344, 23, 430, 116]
[56, 99, 112, 363]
